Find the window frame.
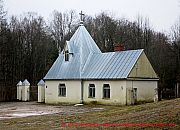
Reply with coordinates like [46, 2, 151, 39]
[103, 84, 110, 99]
[88, 84, 95, 98]
[58, 84, 66, 97]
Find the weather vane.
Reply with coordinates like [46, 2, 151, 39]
[79, 11, 85, 23]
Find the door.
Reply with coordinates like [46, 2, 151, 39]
[133, 88, 137, 104]
[20, 89, 22, 100]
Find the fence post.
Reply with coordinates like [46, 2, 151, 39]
[154, 88, 158, 102]
[37, 79, 45, 103]
[22, 79, 30, 101]
[17, 81, 22, 100]
[177, 83, 180, 98]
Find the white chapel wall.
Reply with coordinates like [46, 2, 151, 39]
[126, 80, 158, 102]
[45, 80, 81, 104]
[83, 80, 127, 105]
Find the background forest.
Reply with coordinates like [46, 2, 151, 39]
[0, 0, 180, 101]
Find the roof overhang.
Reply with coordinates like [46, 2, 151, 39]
[44, 78, 159, 81]
[127, 77, 159, 81]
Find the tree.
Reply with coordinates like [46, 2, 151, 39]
[171, 17, 180, 82]
[84, 12, 117, 52]
[50, 10, 77, 51]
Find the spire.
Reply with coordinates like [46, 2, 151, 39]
[79, 11, 84, 25]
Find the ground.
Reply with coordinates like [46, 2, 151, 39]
[0, 102, 103, 120]
[0, 98, 179, 130]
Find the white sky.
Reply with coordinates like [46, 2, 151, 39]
[4, 0, 180, 32]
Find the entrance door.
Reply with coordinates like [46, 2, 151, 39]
[133, 88, 137, 104]
[20, 89, 22, 100]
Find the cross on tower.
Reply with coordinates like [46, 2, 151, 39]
[79, 11, 84, 22]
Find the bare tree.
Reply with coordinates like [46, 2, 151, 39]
[171, 17, 180, 82]
[50, 10, 77, 51]
[0, 0, 6, 22]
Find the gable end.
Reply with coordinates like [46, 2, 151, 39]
[128, 52, 158, 79]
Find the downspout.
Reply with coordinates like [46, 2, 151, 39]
[126, 84, 127, 105]
[132, 80, 134, 105]
[81, 80, 84, 103]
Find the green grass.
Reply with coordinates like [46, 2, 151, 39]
[0, 98, 179, 130]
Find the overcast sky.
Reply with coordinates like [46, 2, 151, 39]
[4, 0, 180, 32]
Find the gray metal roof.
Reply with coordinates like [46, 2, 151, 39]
[44, 24, 144, 80]
[67, 25, 101, 72]
[17, 81, 22, 86]
[22, 79, 30, 85]
[37, 79, 45, 86]
[82, 49, 143, 79]
[44, 54, 81, 79]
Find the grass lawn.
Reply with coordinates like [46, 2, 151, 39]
[0, 98, 179, 130]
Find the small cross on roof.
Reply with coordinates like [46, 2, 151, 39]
[79, 11, 84, 23]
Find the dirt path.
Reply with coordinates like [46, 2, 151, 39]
[0, 102, 105, 120]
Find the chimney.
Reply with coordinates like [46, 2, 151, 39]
[114, 44, 124, 52]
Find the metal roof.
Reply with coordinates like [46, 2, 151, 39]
[67, 25, 101, 73]
[68, 25, 101, 54]
[37, 79, 45, 86]
[17, 81, 22, 86]
[44, 24, 144, 80]
[22, 79, 30, 86]
[82, 49, 143, 79]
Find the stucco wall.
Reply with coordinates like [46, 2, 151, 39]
[83, 80, 127, 105]
[45, 80, 81, 104]
[18, 85, 22, 100]
[126, 80, 157, 101]
[128, 52, 158, 78]
[38, 85, 45, 103]
[45, 79, 157, 105]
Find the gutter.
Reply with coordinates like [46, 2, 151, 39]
[80, 80, 84, 103]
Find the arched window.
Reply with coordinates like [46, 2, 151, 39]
[89, 84, 95, 98]
[65, 50, 69, 61]
[103, 84, 110, 99]
[58, 84, 66, 97]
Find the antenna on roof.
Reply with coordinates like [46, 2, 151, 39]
[79, 11, 85, 25]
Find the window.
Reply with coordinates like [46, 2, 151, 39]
[58, 84, 66, 97]
[65, 50, 69, 61]
[103, 84, 110, 99]
[89, 84, 95, 98]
